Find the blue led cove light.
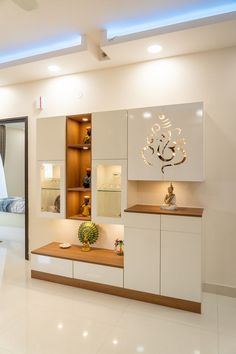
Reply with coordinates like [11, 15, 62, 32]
[0, 34, 82, 65]
[107, 2, 236, 39]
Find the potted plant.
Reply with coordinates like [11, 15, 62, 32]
[114, 239, 124, 256]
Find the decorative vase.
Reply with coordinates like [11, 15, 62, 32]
[114, 239, 124, 256]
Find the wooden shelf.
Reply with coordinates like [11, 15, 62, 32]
[68, 214, 91, 221]
[31, 242, 124, 268]
[67, 144, 91, 150]
[124, 204, 204, 217]
[67, 187, 91, 192]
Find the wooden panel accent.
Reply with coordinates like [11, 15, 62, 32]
[66, 148, 80, 188]
[124, 204, 203, 218]
[31, 271, 201, 313]
[66, 114, 92, 219]
[31, 242, 124, 268]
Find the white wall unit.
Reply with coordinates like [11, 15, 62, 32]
[92, 159, 127, 224]
[161, 230, 201, 302]
[73, 261, 123, 287]
[92, 110, 127, 160]
[37, 116, 66, 161]
[124, 210, 202, 302]
[124, 212, 161, 294]
[128, 103, 204, 181]
[31, 254, 73, 277]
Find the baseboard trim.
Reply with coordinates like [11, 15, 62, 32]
[203, 283, 236, 298]
[31, 270, 201, 313]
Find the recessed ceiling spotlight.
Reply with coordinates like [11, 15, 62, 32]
[143, 112, 152, 119]
[48, 65, 61, 73]
[82, 118, 88, 122]
[147, 44, 162, 54]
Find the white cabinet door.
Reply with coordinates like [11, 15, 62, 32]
[161, 230, 201, 302]
[92, 110, 127, 159]
[74, 261, 123, 287]
[31, 254, 73, 277]
[37, 116, 66, 161]
[128, 103, 204, 181]
[124, 227, 160, 294]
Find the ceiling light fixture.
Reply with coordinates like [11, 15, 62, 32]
[48, 65, 61, 73]
[147, 44, 162, 54]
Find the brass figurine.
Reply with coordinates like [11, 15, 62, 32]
[161, 182, 177, 210]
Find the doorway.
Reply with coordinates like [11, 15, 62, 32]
[0, 117, 28, 260]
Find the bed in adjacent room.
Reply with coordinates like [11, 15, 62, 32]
[0, 197, 25, 228]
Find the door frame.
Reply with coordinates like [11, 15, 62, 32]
[0, 116, 29, 260]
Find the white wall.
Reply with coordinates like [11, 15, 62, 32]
[0, 46, 236, 289]
[4, 126, 25, 197]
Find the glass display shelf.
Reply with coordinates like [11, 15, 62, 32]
[97, 189, 121, 192]
[40, 163, 62, 215]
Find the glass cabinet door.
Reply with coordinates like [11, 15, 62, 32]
[39, 161, 65, 218]
[92, 160, 127, 224]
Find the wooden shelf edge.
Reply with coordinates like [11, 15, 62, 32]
[31, 271, 201, 314]
[67, 215, 91, 221]
[67, 144, 91, 149]
[67, 188, 91, 192]
[124, 204, 204, 217]
[31, 242, 124, 268]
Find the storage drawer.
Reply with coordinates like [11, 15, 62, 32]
[124, 212, 160, 230]
[31, 254, 73, 278]
[73, 261, 123, 287]
[161, 215, 201, 234]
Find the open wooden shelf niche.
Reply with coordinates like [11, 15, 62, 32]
[66, 114, 92, 220]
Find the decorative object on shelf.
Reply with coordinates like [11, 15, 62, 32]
[78, 222, 99, 252]
[141, 114, 187, 174]
[161, 182, 177, 210]
[81, 196, 91, 217]
[83, 126, 91, 144]
[59, 242, 71, 249]
[83, 168, 91, 188]
[114, 239, 124, 256]
[54, 195, 60, 213]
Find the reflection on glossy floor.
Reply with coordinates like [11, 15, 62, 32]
[0, 227, 236, 354]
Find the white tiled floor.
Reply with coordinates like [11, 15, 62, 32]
[0, 226, 236, 354]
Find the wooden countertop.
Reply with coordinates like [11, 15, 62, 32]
[31, 242, 123, 268]
[124, 204, 204, 217]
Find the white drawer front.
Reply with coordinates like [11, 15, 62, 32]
[124, 212, 160, 230]
[73, 261, 123, 287]
[31, 254, 73, 278]
[161, 215, 201, 234]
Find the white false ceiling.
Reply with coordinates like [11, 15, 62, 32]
[0, 0, 236, 86]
